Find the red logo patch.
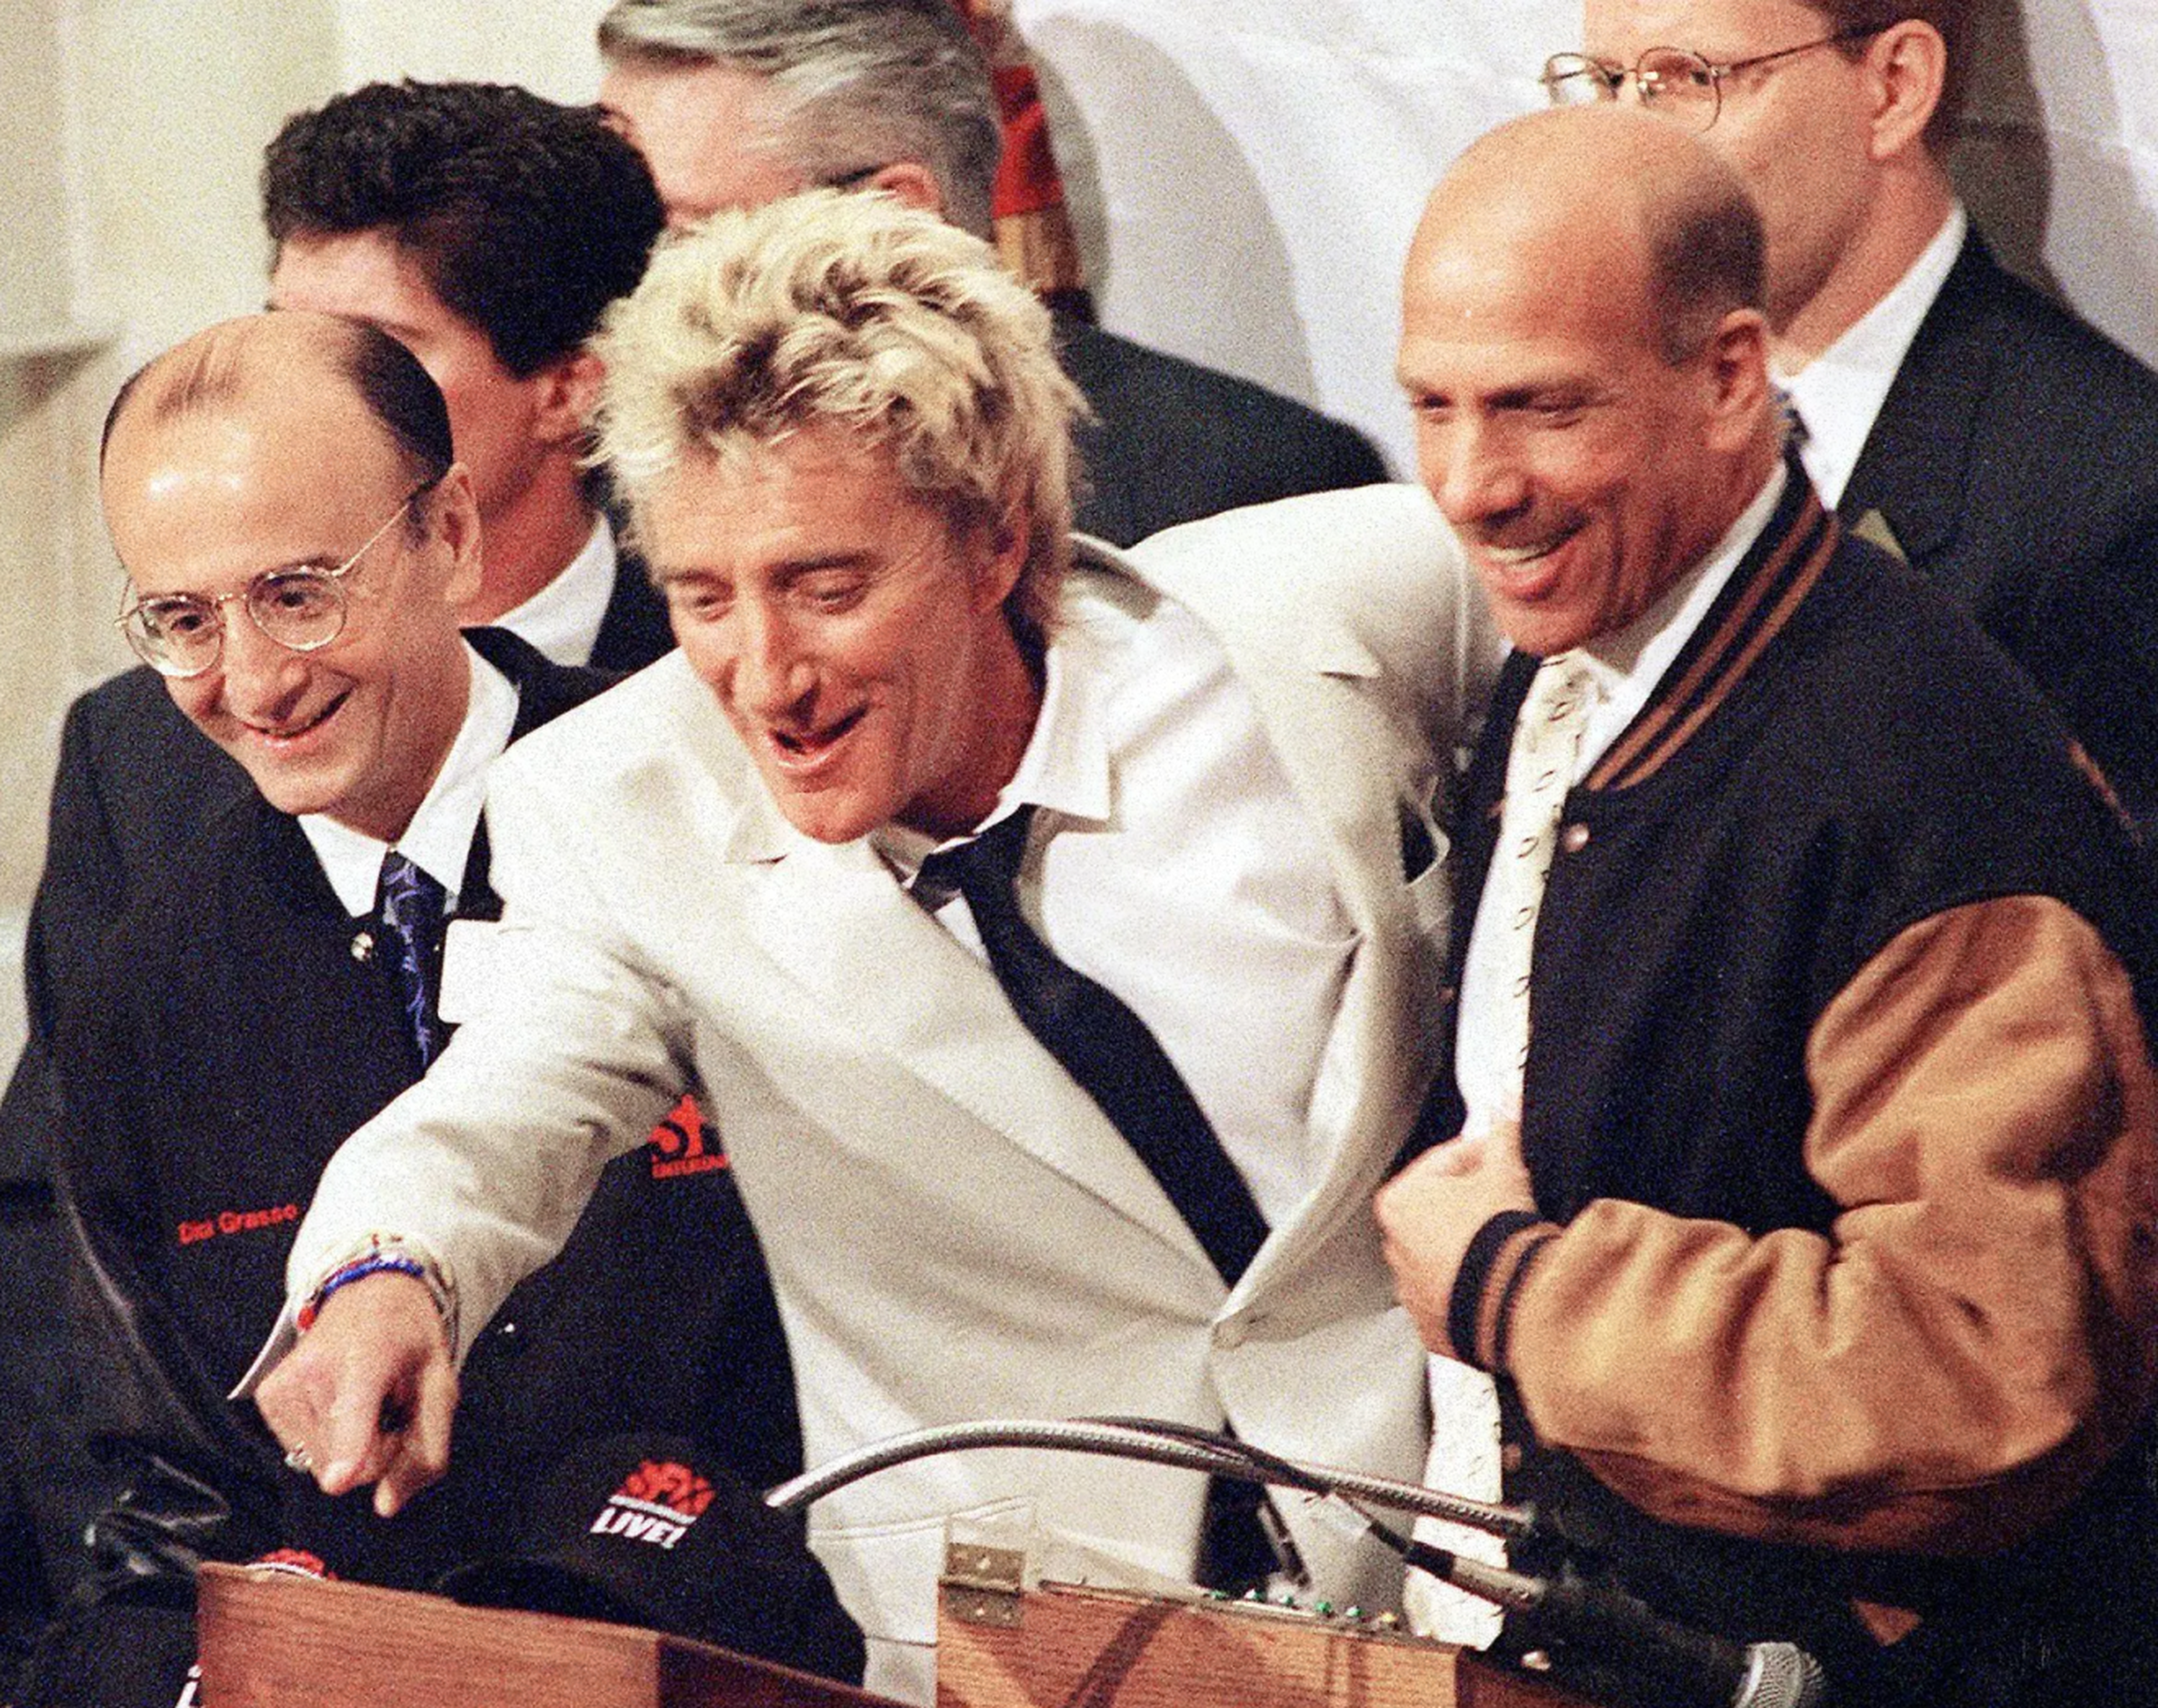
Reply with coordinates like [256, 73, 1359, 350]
[649, 1094, 729, 1179]
[618, 1459, 715, 1518]
[247, 1548, 333, 1579]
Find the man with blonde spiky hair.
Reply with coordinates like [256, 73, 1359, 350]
[248, 190, 1495, 1701]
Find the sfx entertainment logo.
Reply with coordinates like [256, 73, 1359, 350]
[649, 1094, 728, 1180]
[590, 1459, 717, 1551]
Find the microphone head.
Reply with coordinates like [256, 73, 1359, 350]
[1739, 1641, 1828, 1708]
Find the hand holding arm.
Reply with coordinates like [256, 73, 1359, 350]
[1375, 1119, 1540, 1361]
[1418, 901, 2158, 1553]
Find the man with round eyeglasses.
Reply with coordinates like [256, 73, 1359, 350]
[117, 478, 437, 689]
[98, 335, 480, 844]
[1545, 0, 2158, 842]
[12, 311, 822, 1708]
[0, 85, 691, 1621]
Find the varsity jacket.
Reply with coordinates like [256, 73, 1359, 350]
[1426, 469, 2158, 1706]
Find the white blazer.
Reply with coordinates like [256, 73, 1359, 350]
[285, 484, 1496, 1701]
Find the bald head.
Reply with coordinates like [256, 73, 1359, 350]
[1418, 106, 1765, 365]
[1398, 107, 1780, 656]
[101, 311, 486, 843]
[103, 311, 452, 485]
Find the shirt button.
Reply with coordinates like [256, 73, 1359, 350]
[1559, 824, 1590, 854]
[350, 931, 374, 962]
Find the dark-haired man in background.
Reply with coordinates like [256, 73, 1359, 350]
[17, 311, 832, 1708]
[593, 0, 1391, 548]
[0, 80, 679, 1616]
[1547, 0, 2158, 834]
[264, 79, 675, 667]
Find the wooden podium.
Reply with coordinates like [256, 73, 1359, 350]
[195, 1562, 899, 1708]
[197, 1555, 1598, 1708]
[933, 1556, 1595, 1708]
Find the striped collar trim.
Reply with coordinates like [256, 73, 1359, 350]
[1586, 470, 1840, 792]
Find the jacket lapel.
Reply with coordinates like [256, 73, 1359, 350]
[1839, 230, 1998, 570]
[1162, 572, 1446, 1297]
[730, 793, 1220, 1276]
[462, 626, 619, 912]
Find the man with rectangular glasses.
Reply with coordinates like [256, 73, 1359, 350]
[1545, 0, 2158, 838]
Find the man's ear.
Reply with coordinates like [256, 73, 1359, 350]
[427, 464, 487, 614]
[865, 161, 946, 220]
[529, 348, 606, 451]
[972, 502, 1031, 616]
[1864, 21, 1947, 162]
[1699, 308, 1774, 452]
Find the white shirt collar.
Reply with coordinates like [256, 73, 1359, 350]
[489, 512, 619, 667]
[300, 642, 522, 916]
[1781, 203, 1966, 507]
[1570, 460, 1789, 779]
[873, 633, 1101, 879]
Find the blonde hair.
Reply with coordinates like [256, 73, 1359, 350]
[595, 189, 1083, 644]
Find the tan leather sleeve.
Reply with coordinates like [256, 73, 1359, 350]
[1498, 895, 2158, 1554]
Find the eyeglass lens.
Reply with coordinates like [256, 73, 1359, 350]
[125, 568, 348, 677]
[1541, 51, 1720, 131]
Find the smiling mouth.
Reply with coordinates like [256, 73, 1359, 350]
[1474, 519, 1586, 593]
[767, 705, 867, 769]
[243, 691, 350, 748]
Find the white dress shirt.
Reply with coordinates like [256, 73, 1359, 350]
[300, 643, 520, 916]
[1783, 204, 1966, 507]
[875, 578, 1356, 1230]
[490, 513, 620, 667]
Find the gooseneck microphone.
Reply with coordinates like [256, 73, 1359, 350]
[764, 1416, 1828, 1708]
[1396, 1532, 1826, 1708]
[764, 1415, 1535, 1536]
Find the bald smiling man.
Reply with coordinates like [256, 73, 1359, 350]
[1378, 106, 2158, 1708]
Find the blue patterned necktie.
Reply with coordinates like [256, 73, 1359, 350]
[376, 851, 451, 1068]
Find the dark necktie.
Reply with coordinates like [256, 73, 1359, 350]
[916, 806, 1270, 1287]
[918, 806, 1281, 1592]
[376, 851, 451, 1068]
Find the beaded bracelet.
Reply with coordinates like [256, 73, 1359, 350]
[297, 1252, 442, 1334]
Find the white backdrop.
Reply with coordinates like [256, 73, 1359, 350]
[353, 0, 2158, 476]
[1007, 0, 2158, 473]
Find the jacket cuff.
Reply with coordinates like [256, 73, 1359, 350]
[1447, 1210, 1561, 1371]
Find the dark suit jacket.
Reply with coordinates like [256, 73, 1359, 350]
[1841, 229, 2158, 833]
[26, 630, 797, 1705]
[589, 531, 674, 674]
[1057, 315, 1389, 547]
[0, 532, 672, 1188]
[0, 532, 681, 1612]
